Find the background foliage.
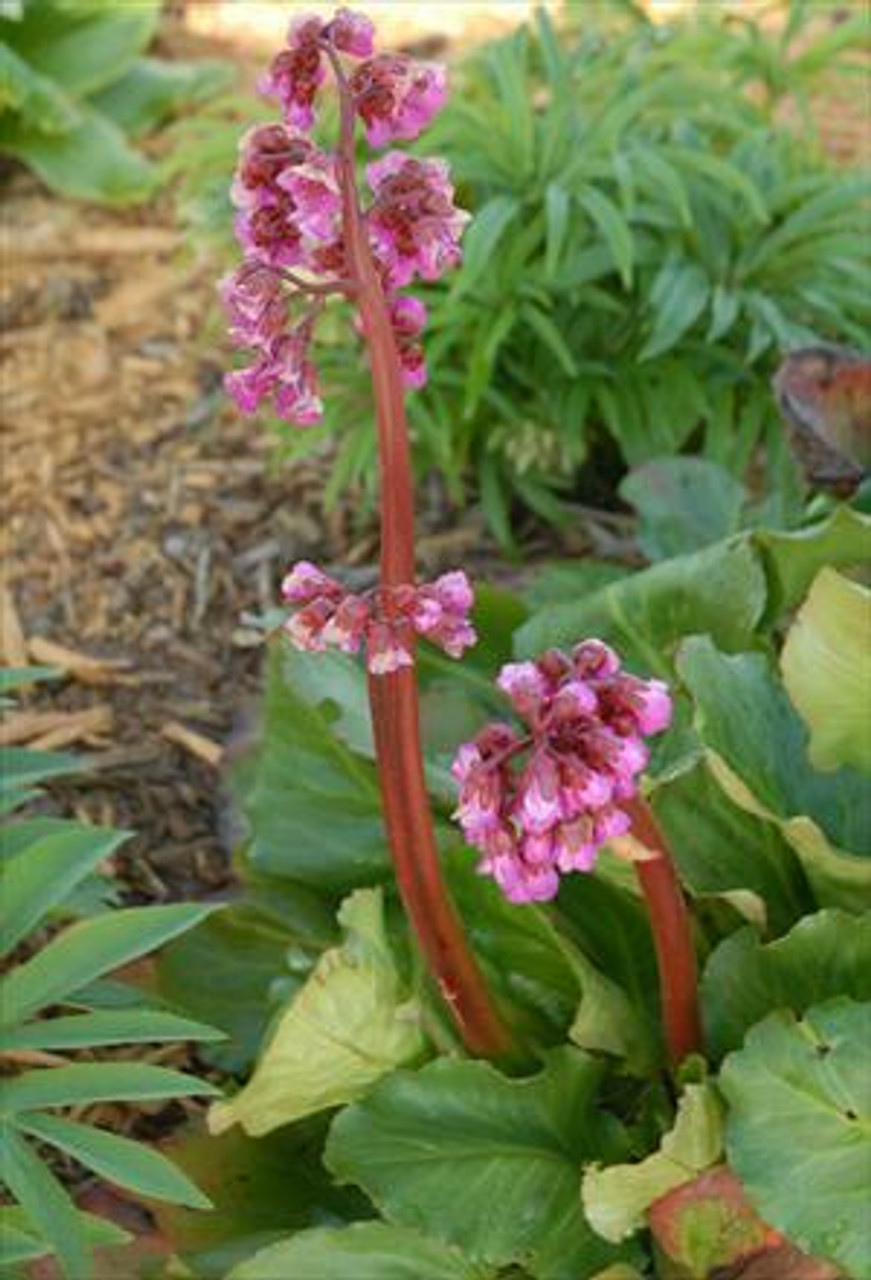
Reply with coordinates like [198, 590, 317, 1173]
[0, 0, 230, 204]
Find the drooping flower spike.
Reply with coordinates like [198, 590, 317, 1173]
[452, 641, 672, 904]
[281, 561, 476, 674]
[222, 7, 465, 422]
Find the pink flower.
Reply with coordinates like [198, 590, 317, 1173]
[330, 7, 375, 57]
[259, 15, 326, 131]
[281, 561, 344, 604]
[280, 563, 478, 675]
[225, 325, 324, 425]
[451, 642, 672, 904]
[389, 294, 429, 389]
[497, 661, 550, 718]
[350, 54, 447, 147]
[367, 153, 470, 289]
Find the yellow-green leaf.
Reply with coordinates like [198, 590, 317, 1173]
[582, 1084, 724, 1244]
[208, 890, 424, 1137]
[781, 568, 871, 774]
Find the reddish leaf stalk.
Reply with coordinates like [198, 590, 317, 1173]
[328, 48, 512, 1057]
[625, 796, 703, 1067]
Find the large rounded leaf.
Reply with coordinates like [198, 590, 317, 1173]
[781, 568, 871, 774]
[721, 998, 871, 1277]
[326, 1049, 631, 1280]
[229, 1223, 491, 1280]
[677, 636, 871, 908]
[701, 910, 871, 1059]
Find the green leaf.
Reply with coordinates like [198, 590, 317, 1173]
[652, 761, 813, 937]
[516, 537, 767, 673]
[17, 1112, 210, 1209]
[0, 42, 77, 132]
[555, 867, 663, 1073]
[89, 56, 232, 137]
[523, 303, 578, 377]
[0, 903, 216, 1026]
[0, 1124, 89, 1280]
[229, 1223, 492, 1280]
[0, 1206, 129, 1267]
[158, 883, 333, 1073]
[453, 195, 519, 296]
[721, 998, 871, 1278]
[0, 823, 128, 955]
[678, 637, 871, 908]
[701, 910, 871, 1059]
[208, 889, 424, 1137]
[582, 1084, 724, 1243]
[4, 0, 161, 98]
[781, 568, 871, 774]
[238, 647, 386, 891]
[0, 103, 156, 204]
[326, 1049, 631, 1279]
[756, 507, 871, 621]
[579, 188, 634, 289]
[155, 1119, 367, 1267]
[0, 1062, 217, 1113]
[0, 744, 78, 795]
[0, 667, 59, 694]
[544, 182, 570, 279]
[620, 458, 746, 561]
[639, 260, 709, 361]
[0, 1008, 223, 1052]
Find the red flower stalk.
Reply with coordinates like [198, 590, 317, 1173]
[224, 9, 510, 1057]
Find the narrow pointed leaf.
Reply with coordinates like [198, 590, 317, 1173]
[0, 824, 129, 955]
[0, 903, 215, 1026]
[0, 1008, 224, 1052]
[18, 1113, 211, 1209]
[0, 1062, 218, 1114]
[0, 1124, 89, 1280]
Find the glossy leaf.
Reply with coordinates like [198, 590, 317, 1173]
[516, 536, 767, 672]
[237, 648, 386, 891]
[326, 1049, 631, 1279]
[722, 998, 871, 1277]
[652, 761, 813, 936]
[158, 883, 333, 1073]
[701, 910, 871, 1058]
[155, 1119, 368, 1266]
[620, 458, 745, 561]
[229, 1223, 491, 1280]
[678, 636, 871, 908]
[208, 889, 424, 1137]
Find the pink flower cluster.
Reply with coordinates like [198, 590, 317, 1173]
[223, 8, 465, 422]
[452, 642, 672, 904]
[281, 561, 476, 674]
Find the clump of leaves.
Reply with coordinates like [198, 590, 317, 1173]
[159, 501, 870, 1278]
[304, 7, 867, 542]
[0, 0, 230, 204]
[0, 669, 222, 1278]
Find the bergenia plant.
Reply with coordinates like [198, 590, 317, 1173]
[222, 7, 700, 1067]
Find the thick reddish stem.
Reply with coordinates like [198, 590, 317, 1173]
[625, 796, 703, 1067]
[328, 47, 511, 1057]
